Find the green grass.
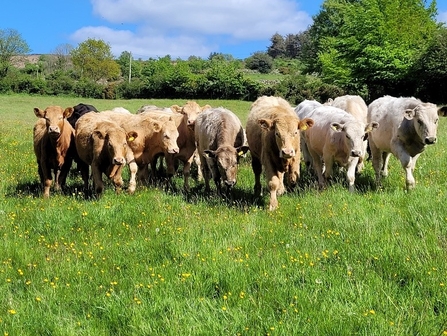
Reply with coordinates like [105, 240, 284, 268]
[1, 94, 447, 335]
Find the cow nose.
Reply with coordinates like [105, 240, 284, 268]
[281, 148, 295, 158]
[225, 180, 236, 187]
[351, 150, 361, 157]
[425, 137, 436, 145]
[168, 147, 179, 154]
[113, 157, 125, 165]
[48, 126, 60, 134]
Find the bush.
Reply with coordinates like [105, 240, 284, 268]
[245, 52, 274, 74]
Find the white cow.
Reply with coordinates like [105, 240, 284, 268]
[295, 99, 323, 169]
[367, 96, 438, 189]
[301, 106, 378, 192]
[326, 95, 369, 172]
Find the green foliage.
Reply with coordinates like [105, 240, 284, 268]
[275, 73, 345, 105]
[70, 39, 121, 81]
[304, 0, 439, 99]
[245, 52, 274, 74]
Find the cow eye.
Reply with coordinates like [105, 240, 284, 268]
[275, 132, 280, 137]
[417, 119, 423, 125]
[346, 134, 351, 140]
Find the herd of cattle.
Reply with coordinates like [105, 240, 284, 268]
[32, 95, 440, 210]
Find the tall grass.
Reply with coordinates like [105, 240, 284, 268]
[0, 94, 446, 335]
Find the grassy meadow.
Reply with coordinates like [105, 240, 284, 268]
[0, 94, 447, 335]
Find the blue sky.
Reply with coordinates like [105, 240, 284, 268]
[3, 0, 447, 60]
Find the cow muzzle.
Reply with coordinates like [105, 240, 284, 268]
[48, 126, 61, 135]
[112, 157, 126, 165]
[424, 137, 437, 145]
[168, 147, 179, 154]
[280, 148, 295, 159]
[351, 150, 361, 157]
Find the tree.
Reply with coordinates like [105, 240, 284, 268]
[70, 39, 120, 81]
[0, 28, 31, 77]
[307, 0, 438, 97]
[116, 51, 142, 81]
[52, 43, 73, 72]
[245, 52, 274, 74]
[267, 33, 286, 59]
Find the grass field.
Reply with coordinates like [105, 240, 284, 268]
[0, 94, 447, 335]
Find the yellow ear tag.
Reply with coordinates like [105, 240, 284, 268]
[301, 125, 308, 131]
[238, 151, 244, 156]
[128, 136, 135, 142]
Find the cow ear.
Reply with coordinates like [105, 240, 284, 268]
[259, 118, 273, 130]
[331, 122, 343, 132]
[152, 121, 162, 132]
[299, 118, 314, 131]
[171, 114, 183, 127]
[365, 122, 379, 133]
[127, 131, 138, 142]
[63, 107, 74, 118]
[404, 109, 415, 120]
[93, 130, 105, 140]
[34, 107, 45, 118]
[201, 104, 212, 111]
[237, 146, 250, 157]
[170, 105, 182, 113]
[204, 150, 216, 158]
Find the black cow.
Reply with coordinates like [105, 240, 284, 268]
[67, 103, 98, 128]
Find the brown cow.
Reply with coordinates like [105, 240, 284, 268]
[75, 112, 136, 196]
[246, 96, 314, 211]
[33, 106, 75, 198]
[100, 111, 181, 193]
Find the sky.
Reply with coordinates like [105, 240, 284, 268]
[3, 0, 447, 60]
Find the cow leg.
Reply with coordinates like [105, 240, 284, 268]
[41, 163, 52, 198]
[111, 166, 124, 194]
[199, 155, 212, 192]
[369, 140, 382, 186]
[251, 155, 262, 197]
[381, 152, 391, 177]
[78, 162, 90, 195]
[164, 154, 176, 190]
[276, 171, 285, 196]
[91, 164, 104, 195]
[137, 164, 149, 184]
[127, 160, 138, 194]
[58, 158, 73, 192]
[267, 173, 281, 211]
[182, 158, 193, 192]
[308, 148, 325, 189]
[193, 151, 203, 182]
[346, 158, 359, 192]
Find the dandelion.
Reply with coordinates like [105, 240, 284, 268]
[35, 297, 41, 302]
[8, 309, 16, 315]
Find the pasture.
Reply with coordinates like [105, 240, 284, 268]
[0, 94, 447, 335]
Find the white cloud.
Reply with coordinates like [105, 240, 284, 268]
[70, 0, 312, 59]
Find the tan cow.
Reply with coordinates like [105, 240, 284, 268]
[75, 112, 136, 196]
[33, 106, 75, 198]
[246, 96, 314, 211]
[143, 101, 211, 190]
[100, 111, 181, 193]
[195, 107, 249, 193]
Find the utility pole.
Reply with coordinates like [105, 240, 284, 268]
[128, 52, 132, 83]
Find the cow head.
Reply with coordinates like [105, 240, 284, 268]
[92, 123, 129, 170]
[204, 145, 249, 188]
[259, 114, 304, 159]
[405, 103, 438, 145]
[34, 106, 74, 138]
[171, 101, 212, 128]
[331, 121, 378, 157]
[152, 117, 180, 154]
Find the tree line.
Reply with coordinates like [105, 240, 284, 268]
[0, 0, 446, 104]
